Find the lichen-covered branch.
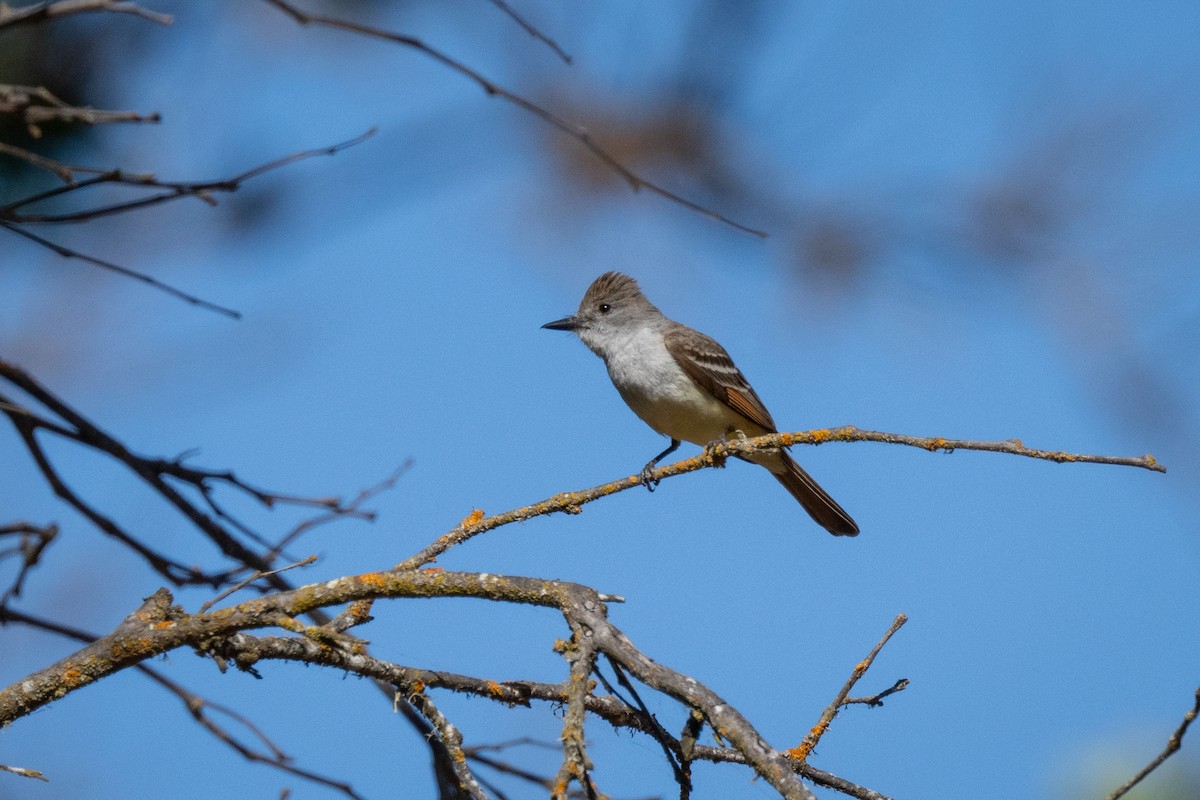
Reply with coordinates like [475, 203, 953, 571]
[399, 427, 1163, 569]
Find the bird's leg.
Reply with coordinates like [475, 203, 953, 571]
[640, 439, 680, 492]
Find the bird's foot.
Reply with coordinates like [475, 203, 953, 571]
[640, 461, 661, 492]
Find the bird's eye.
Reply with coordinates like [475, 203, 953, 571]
[598, 303, 612, 314]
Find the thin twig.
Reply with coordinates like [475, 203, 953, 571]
[199, 556, 318, 613]
[486, 0, 572, 63]
[0, 0, 173, 31]
[0, 521, 57, 603]
[2, 129, 375, 316]
[845, 678, 910, 707]
[789, 614, 908, 761]
[1106, 687, 1200, 800]
[264, 0, 765, 237]
[141, 668, 365, 800]
[0, 83, 160, 137]
[594, 658, 688, 790]
[0, 141, 75, 182]
[0, 763, 48, 781]
[3, 128, 376, 220]
[0, 220, 242, 317]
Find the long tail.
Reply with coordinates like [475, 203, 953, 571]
[769, 453, 859, 536]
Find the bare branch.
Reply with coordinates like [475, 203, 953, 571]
[1, 129, 375, 316]
[264, 0, 765, 238]
[789, 614, 908, 761]
[0, 521, 57, 603]
[1106, 686, 1200, 800]
[141, 667, 366, 799]
[0, 0, 172, 31]
[2, 127, 376, 221]
[198, 555, 318, 614]
[0, 83, 159, 137]
[845, 678, 910, 707]
[0, 763, 48, 781]
[486, 0, 573, 64]
[1, 363, 397, 591]
[0, 607, 363, 797]
[0, 142, 76, 182]
[0, 220, 243, 318]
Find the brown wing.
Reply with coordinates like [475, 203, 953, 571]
[663, 324, 778, 433]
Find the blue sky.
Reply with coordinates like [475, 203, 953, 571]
[2, 2, 1198, 799]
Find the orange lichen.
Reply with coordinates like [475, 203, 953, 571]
[61, 668, 86, 688]
[485, 680, 506, 698]
[359, 572, 388, 589]
[422, 566, 446, 574]
[810, 428, 833, 443]
[110, 638, 153, 660]
[460, 508, 485, 528]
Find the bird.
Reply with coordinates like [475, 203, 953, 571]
[542, 271, 858, 536]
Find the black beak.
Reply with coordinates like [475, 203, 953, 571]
[541, 316, 579, 332]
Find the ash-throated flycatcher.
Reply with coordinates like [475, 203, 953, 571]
[543, 271, 858, 536]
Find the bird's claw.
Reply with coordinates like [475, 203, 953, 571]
[640, 463, 660, 492]
[704, 439, 729, 468]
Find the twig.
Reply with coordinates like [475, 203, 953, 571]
[0, 0, 173, 31]
[2, 128, 376, 220]
[407, 690, 489, 800]
[264, 0, 765, 238]
[0, 83, 160, 137]
[0, 142, 75, 182]
[266, 461, 411, 559]
[141, 668, 365, 800]
[2, 129, 375, 316]
[845, 678, 910, 707]
[790, 614, 907, 761]
[0, 521, 57, 603]
[761, 427, 1166, 473]
[1106, 686, 1200, 800]
[199, 556, 318, 613]
[0, 763, 48, 781]
[0, 220, 242, 318]
[594, 658, 688, 791]
[486, 0, 572, 64]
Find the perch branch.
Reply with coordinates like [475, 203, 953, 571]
[399, 427, 1163, 569]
